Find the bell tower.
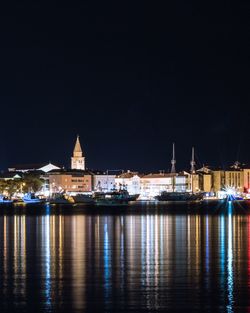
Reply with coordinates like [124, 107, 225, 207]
[71, 135, 85, 170]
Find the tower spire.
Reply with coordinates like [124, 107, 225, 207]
[171, 143, 176, 174]
[73, 135, 83, 155]
[71, 135, 85, 170]
[190, 146, 196, 174]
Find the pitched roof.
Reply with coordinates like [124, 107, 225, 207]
[48, 169, 92, 176]
[73, 136, 83, 154]
[142, 173, 175, 179]
[8, 162, 61, 172]
[9, 163, 47, 170]
[0, 172, 22, 179]
[117, 171, 141, 178]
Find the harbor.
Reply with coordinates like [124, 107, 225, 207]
[0, 137, 250, 207]
[2, 0, 249, 311]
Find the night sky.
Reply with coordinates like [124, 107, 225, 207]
[1, 1, 249, 172]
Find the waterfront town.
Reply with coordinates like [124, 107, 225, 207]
[0, 136, 250, 201]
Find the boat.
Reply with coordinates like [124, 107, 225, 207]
[0, 195, 13, 204]
[155, 145, 203, 202]
[22, 193, 43, 204]
[155, 191, 203, 202]
[71, 193, 95, 204]
[127, 194, 140, 201]
[49, 194, 72, 205]
[94, 190, 130, 207]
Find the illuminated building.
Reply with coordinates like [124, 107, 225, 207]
[197, 166, 225, 193]
[115, 171, 141, 195]
[140, 173, 172, 198]
[196, 166, 213, 193]
[202, 174, 212, 192]
[224, 169, 244, 192]
[197, 163, 250, 195]
[91, 170, 116, 191]
[71, 135, 85, 170]
[49, 169, 92, 193]
[140, 172, 188, 199]
[241, 165, 250, 193]
[211, 169, 225, 193]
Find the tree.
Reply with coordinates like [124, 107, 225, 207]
[22, 173, 44, 193]
[6, 180, 19, 197]
[0, 180, 7, 194]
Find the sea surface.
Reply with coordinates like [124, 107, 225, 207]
[0, 201, 250, 313]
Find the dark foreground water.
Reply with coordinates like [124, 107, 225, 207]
[1, 201, 250, 313]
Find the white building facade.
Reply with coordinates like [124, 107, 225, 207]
[92, 172, 116, 191]
[115, 171, 141, 195]
[140, 173, 189, 199]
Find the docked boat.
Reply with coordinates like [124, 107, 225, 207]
[22, 193, 43, 204]
[71, 194, 94, 204]
[49, 194, 72, 205]
[0, 195, 13, 204]
[155, 145, 203, 202]
[127, 194, 140, 201]
[94, 190, 130, 207]
[155, 191, 203, 202]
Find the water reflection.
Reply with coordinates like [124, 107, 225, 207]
[0, 210, 250, 312]
[227, 204, 234, 313]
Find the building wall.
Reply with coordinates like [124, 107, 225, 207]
[187, 174, 200, 192]
[140, 176, 171, 198]
[243, 169, 250, 192]
[224, 170, 244, 192]
[140, 175, 189, 198]
[71, 157, 85, 171]
[212, 171, 225, 193]
[93, 175, 116, 191]
[49, 173, 92, 193]
[115, 175, 141, 195]
[175, 176, 188, 192]
[203, 174, 212, 192]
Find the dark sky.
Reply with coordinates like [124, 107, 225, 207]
[0, 1, 249, 171]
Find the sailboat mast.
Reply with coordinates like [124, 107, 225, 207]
[171, 143, 176, 192]
[171, 143, 176, 174]
[190, 147, 196, 193]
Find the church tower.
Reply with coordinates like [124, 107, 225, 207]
[71, 135, 85, 170]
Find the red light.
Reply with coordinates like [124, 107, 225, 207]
[248, 189, 250, 193]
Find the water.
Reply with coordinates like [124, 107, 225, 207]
[0, 201, 250, 313]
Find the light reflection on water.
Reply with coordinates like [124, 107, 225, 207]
[0, 207, 250, 312]
[227, 204, 234, 313]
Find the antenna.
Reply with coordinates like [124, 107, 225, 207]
[171, 143, 176, 173]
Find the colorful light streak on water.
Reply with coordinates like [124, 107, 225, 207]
[227, 202, 234, 313]
[0, 202, 250, 313]
[43, 215, 51, 308]
[103, 218, 111, 304]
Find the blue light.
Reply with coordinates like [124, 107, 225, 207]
[104, 221, 111, 301]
